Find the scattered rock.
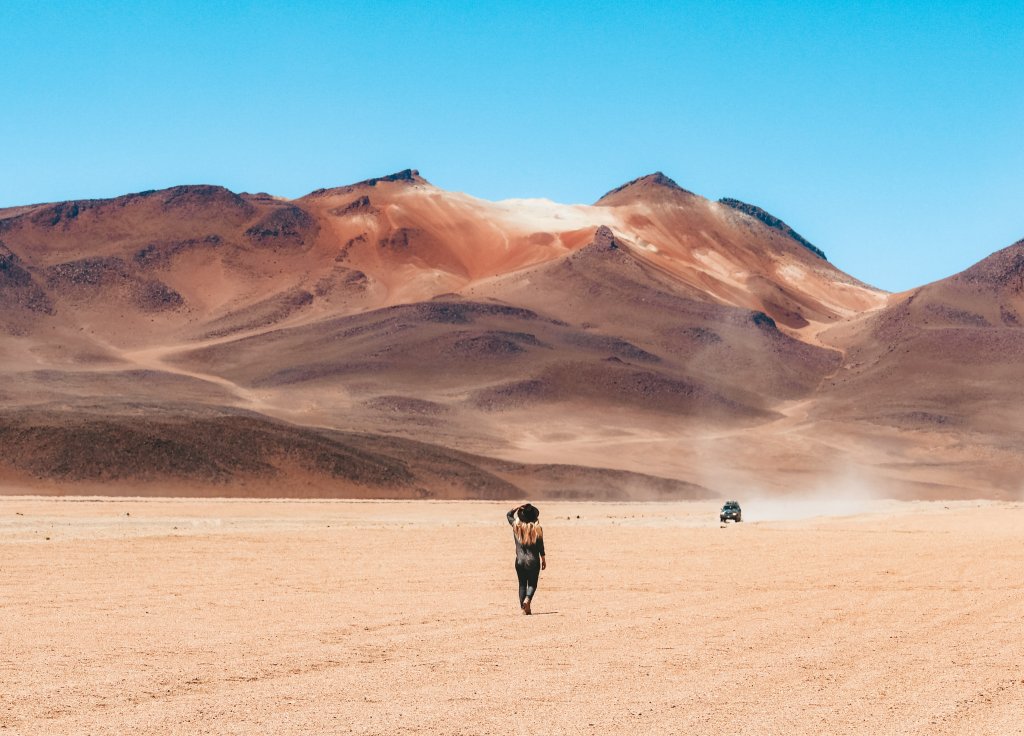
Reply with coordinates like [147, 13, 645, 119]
[364, 396, 450, 415]
[245, 205, 319, 249]
[330, 196, 375, 217]
[924, 304, 989, 327]
[31, 201, 83, 227]
[306, 169, 426, 198]
[378, 227, 420, 251]
[45, 256, 130, 288]
[719, 197, 827, 260]
[356, 169, 421, 187]
[133, 235, 222, 269]
[564, 332, 661, 363]
[592, 225, 619, 250]
[135, 280, 184, 312]
[0, 243, 54, 315]
[160, 185, 253, 215]
[336, 234, 367, 261]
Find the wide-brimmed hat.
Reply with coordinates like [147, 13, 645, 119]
[517, 503, 539, 523]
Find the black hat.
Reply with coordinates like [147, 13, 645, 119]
[517, 503, 539, 523]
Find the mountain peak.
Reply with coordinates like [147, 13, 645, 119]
[596, 172, 694, 206]
[355, 169, 426, 187]
[304, 169, 429, 198]
[953, 237, 1024, 291]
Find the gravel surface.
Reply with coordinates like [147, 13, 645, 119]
[2, 498, 1022, 735]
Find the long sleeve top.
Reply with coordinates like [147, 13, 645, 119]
[507, 509, 545, 567]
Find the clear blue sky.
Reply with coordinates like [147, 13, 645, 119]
[2, 1, 1022, 291]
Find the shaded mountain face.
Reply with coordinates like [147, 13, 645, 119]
[808, 239, 1024, 495]
[0, 172, 1019, 499]
[823, 238, 1024, 415]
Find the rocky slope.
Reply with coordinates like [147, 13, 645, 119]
[0, 172, 1018, 498]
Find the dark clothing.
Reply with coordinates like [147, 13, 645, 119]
[506, 509, 546, 565]
[507, 509, 545, 604]
[516, 562, 540, 604]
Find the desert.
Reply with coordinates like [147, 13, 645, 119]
[6, 3, 1024, 734]
[2, 496, 1022, 735]
[3, 168, 1024, 735]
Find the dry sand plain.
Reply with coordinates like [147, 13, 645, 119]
[2, 496, 1023, 735]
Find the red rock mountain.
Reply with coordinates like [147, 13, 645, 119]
[0, 171, 1019, 499]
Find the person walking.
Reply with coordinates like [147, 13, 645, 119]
[506, 503, 546, 614]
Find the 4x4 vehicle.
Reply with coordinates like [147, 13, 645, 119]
[720, 500, 742, 523]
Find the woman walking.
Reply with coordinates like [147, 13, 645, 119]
[506, 503, 546, 614]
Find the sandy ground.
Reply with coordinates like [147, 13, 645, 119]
[2, 497, 1022, 735]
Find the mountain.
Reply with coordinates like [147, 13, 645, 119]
[808, 239, 1024, 495]
[0, 171, 1018, 499]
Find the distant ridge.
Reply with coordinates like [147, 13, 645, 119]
[354, 168, 424, 188]
[305, 169, 427, 198]
[719, 197, 827, 260]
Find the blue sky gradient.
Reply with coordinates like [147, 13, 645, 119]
[2, 1, 1022, 291]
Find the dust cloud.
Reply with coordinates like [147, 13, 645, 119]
[729, 474, 882, 522]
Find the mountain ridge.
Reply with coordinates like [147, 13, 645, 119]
[0, 170, 1020, 499]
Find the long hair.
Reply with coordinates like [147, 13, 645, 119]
[513, 520, 543, 546]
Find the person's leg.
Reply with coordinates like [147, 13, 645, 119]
[522, 564, 540, 614]
[516, 564, 528, 608]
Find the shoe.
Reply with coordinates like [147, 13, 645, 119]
[522, 598, 532, 615]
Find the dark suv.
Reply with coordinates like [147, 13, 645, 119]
[720, 500, 742, 523]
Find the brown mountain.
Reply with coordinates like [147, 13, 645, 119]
[0, 172, 1018, 499]
[809, 239, 1024, 496]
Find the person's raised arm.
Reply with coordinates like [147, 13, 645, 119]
[507, 506, 519, 526]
